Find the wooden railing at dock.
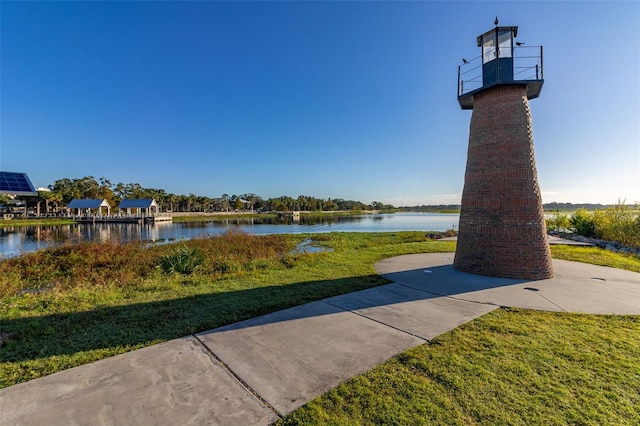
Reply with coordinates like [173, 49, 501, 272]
[73, 214, 173, 224]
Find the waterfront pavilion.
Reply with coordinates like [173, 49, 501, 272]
[67, 199, 112, 217]
[118, 198, 159, 217]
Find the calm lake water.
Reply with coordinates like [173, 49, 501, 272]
[0, 212, 459, 258]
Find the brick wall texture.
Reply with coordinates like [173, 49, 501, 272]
[453, 85, 554, 280]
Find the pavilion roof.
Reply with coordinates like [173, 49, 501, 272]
[68, 199, 111, 209]
[118, 198, 158, 209]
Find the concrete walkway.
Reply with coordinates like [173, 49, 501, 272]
[2, 255, 639, 425]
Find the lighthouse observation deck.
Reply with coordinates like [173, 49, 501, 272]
[458, 45, 543, 110]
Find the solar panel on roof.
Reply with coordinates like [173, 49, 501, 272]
[0, 171, 37, 196]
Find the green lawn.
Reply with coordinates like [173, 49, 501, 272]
[279, 310, 640, 425]
[1, 232, 639, 425]
[550, 244, 640, 272]
[0, 218, 74, 227]
[277, 244, 640, 425]
[0, 232, 453, 387]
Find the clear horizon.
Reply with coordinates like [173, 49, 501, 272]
[2, 1, 638, 206]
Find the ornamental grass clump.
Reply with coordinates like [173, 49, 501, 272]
[158, 245, 203, 275]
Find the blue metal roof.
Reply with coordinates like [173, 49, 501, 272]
[118, 198, 158, 209]
[68, 199, 111, 209]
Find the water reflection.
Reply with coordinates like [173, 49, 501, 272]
[0, 213, 459, 257]
[291, 238, 334, 254]
[1, 225, 75, 257]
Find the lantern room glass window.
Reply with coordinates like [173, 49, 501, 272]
[482, 36, 496, 64]
[497, 29, 513, 58]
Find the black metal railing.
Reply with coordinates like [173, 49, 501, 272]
[458, 45, 543, 97]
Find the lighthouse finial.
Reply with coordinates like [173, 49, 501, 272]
[494, 16, 499, 26]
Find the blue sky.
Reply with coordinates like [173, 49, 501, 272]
[1, 1, 638, 205]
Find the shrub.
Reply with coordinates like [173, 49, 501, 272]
[159, 245, 203, 275]
[569, 208, 596, 238]
[568, 202, 640, 249]
[0, 241, 156, 296]
[546, 210, 570, 232]
[592, 202, 640, 249]
[424, 229, 458, 240]
[0, 232, 289, 296]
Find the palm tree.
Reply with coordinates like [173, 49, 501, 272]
[167, 194, 178, 212]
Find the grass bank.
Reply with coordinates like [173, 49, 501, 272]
[1, 232, 639, 424]
[0, 231, 453, 388]
[277, 246, 640, 425]
[173, 210, 378, 222]
[280, 309, 639, 425]
[550, 244, 640, 272]
[172, 212, 275, 221]
[0, 218, 74, 227]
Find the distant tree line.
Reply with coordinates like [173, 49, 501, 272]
[4, 176, 395, 215]
[2, 175, 621, 216]
[398, 202, 615, 213]
[398, 205, 462, 213]
[542, 202, 609, 211]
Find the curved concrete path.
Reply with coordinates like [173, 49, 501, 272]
[2, 254, 639, 425]
[376, 253, 640, 315]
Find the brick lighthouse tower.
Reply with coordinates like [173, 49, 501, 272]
[454, 21, 553, 280]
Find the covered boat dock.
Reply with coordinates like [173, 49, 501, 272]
[68, 198, 172, 224]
